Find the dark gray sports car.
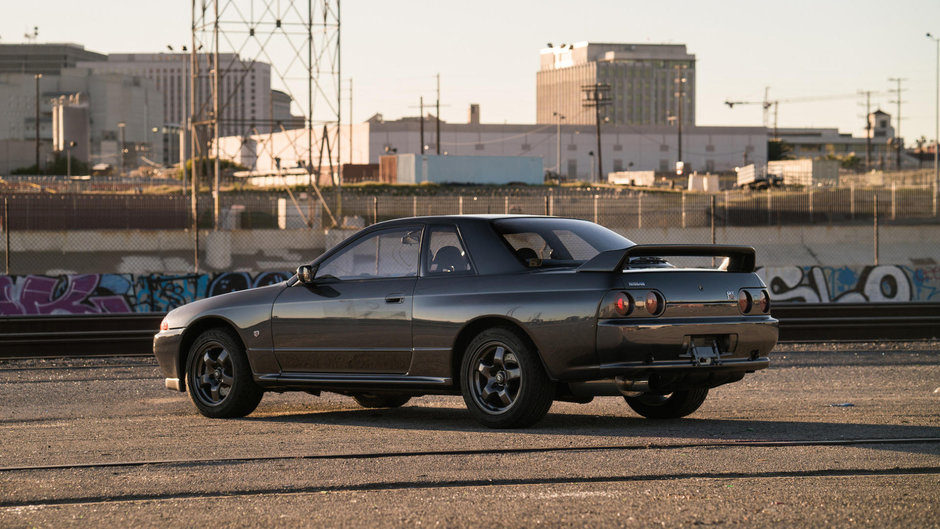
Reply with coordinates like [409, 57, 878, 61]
[154, 215, 777, 428]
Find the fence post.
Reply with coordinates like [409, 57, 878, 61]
[934, 180, 938, 217]
[504, 196, 509, 214]
[372, 196, 378, 225]
[544, 195, 549, 216]
[891, 183, 896, 220]
[593, 194, 598, 224]
[808, 189, 813, 224]
[412, 195, 417, 218]
[874, 194, 879, 266]
[710, 195, 716, 244]
[767, 188, 772, 225]
[3, 197, 9, 274]
[723, 190, 729, 227]
[459, 196, 464, 215]
[850, 184, 855, 220]
[681, 192, 687, 229]
[637, 193, 643, 229]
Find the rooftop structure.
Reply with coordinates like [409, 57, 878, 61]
[537, 42, 695, 127]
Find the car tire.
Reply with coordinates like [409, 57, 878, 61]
[352, 394, 412, 408]
[460, 327, 555, 429]
[186, 328, 263, 418]
[623, 388, 709, 419]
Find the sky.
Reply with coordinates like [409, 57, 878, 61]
[3, 0, 940, 142]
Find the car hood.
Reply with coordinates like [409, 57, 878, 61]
[162, 281, 287, 329]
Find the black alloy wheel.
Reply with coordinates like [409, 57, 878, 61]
[461, 327, 554, 429]
[186, 328, 263, 418]
[623, 388, 709, 419]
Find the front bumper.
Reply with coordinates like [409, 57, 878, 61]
[153, 328, 185, 392]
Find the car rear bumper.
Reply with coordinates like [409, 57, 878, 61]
[592, 315, 777, 387]
[153, 328, 185, 392]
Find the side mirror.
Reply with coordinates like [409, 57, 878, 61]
[401, 230, 421, 246]
[296, 264, 317, 285]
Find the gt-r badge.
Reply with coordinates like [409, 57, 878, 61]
[727, 291, 736, 300]
[628, 282, 646, 286]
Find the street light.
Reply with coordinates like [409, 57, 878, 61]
[552, 111, 566, 177]
[66, 140, 76, 178]
[928, 33, 939, 193]
[117, 121, 127, 176]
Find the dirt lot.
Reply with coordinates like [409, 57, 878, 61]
[1, 342, 938, 528]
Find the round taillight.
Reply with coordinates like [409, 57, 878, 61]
[759, 290, 770, 313]
[738, 289, 753, 314]
[645, 291, 663, 316]
[615, 292, 634, 316]
[159, 320, 169, 331]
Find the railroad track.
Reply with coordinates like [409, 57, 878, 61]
[0, 303, 937, 358]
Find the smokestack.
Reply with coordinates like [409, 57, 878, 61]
[468, 104, 480, 125]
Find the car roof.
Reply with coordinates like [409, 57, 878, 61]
[371, 214, 554, 226]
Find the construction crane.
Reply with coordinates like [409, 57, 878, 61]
[724, 87, 885, 138]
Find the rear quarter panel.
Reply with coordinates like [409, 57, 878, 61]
[413, 270, 619, 381]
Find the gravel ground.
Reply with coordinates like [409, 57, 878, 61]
[0, 342, 938, 528]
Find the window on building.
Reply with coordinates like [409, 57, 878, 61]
[706, 145, 715, 152]
[706, 160, 715, 172]
[613, 144, 623, 152]
[613, 159, 624, 171]
[475, 143, 484, 151]
[659, 159, 669, 172]
[659, 144, 669, 152]
[522, 143, 531, 151]
[567, 144, 577, 151]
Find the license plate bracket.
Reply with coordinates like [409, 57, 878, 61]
[682, 337, 727, 366]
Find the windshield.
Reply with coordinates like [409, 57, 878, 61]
[492, 218, 634, 267]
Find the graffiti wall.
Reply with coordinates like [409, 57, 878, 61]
[1, 265, 938, 315]
[757, 265, 940, 303]
[0, 272, 291, 315]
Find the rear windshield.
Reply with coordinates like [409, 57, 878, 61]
[492, 218, 634, 267]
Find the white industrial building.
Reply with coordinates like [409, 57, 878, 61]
[76, 52, 297, 166]
[0, 69, 163, 173]
[215, 110, 767, 184]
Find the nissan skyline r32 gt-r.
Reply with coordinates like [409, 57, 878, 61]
[154, 215, 778, 428]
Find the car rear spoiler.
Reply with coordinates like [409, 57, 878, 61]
[577, 244, 756, 273]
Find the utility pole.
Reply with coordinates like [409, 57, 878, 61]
[190, 1, 199, 272]
[212, 0, 221, 231]
[888, 77, 906, 170]
[929, 33, 940, 193]
[861, 90, 873, 171]
[582, 83, 611, 183]
[552, 111, 565, 175]
[349, 78, 353, 164]
[419, 96, 425, 154]
[436, 73, 441, 155]
[34, 74, 41, 173]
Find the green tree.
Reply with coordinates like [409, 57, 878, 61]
[11, 154, 89, 176]
[768, 139, 793, 161]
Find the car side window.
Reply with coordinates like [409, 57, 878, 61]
[317, 227, 422, 280]
[426, 226, 473, 274]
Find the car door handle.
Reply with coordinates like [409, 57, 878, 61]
[385, 294, 405, 304]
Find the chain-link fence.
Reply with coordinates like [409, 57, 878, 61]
[1, 185, 938, 275]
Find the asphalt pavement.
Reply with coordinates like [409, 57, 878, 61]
[1, 341, 938, 528]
